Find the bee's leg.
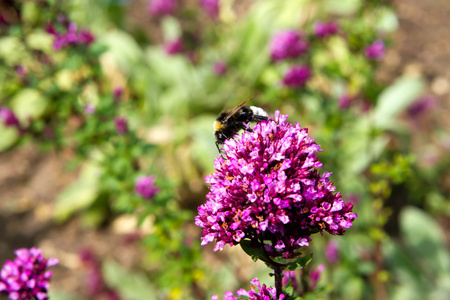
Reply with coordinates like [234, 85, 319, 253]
[215, 141, 222, 153]
[252, 115, 269, 122]
[216, 141, 227, 159]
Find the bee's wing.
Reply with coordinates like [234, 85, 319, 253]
[223, 95, 257, 122]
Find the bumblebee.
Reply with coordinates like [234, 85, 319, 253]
[214, 96, 269, 152]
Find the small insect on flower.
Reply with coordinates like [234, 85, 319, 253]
[213, 96, 268, 153]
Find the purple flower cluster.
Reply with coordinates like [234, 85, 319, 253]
[214, 61, 227, 75]
[165, 38, 184, 55]
[79, 249, 121, 300]
[212, 278, 285, 300]
[364, 39, 385, 61]
[0, 248, 58, 300]
[148, 0, 177, 16]
[282, 65, 311, 88]
[114, 117, 128, 134]
[46, 22, 94, 50]
[201, 0, 219, 20]
[309, 264, 325, 290]
[313, 21, 339, 38]
[195, 112, 357, 255]
[135, 176, 159, 199]
[325, 239, 339, 264]
[0, 106, 20, 128]
[270, 30, 308, 62]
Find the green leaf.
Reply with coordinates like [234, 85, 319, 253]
[240, 239, 271, 263]
[99, 30, 143, 73]
[10, 89, 49, 123]
[400, 206, 450, 274]
[0, 125, 19, 151]
[102, 260, 157, 300]
[372, 77, 425, 129]
[285, 253, 313, 271]
[53, 162, 100, 222]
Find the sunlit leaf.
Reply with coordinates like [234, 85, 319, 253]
[103, 260, 157, 300]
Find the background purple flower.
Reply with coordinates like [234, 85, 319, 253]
[0, 247, 58, 300]
[309, 264, 325, 290]
[195, 112, 357, 254]
[407, 95, 435, 118]
[365, 39, 385, 61]
[201, 0, 219, 20]
[135, 175, 159, 199]
[47, 21, 95, 50]
[325, 240, 339, 264]
[113, 87, 124, 100]
[0, 106, 20, 127]
[212, 278, 285, 300]
[114, 117, 128, 134]
[270, 30, 308, 62]
[313, 21, 339, 38]
[85, 104, 95, 114]
[338, 93, 353, 110]
[282, 65, 311, 88]
[148, 0, 177, 16]
[165, 38, 183, 55]
[214, 61, 227, 75]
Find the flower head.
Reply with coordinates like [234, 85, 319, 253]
[47, 21, 94, 50]
[148, 0, 177, 16]
[309, 264, 325, 290]
[0, 106, 20, 127]
[201, 0, 219, 20]
[114, 117, 128, 134]
[164, 38, 183, 55]
[0, 247, 58, 300]
[365, 39, 385, 61]
[113, 87, 124, 101]
[214, 61, 227, 75]
[282, 65, 311, 88]
[325, 239, 339, 264]
[313, 21, 339, 38]
[270, 30, 308, 62]
[135, 175, 159, 199]
[85, 104, 95, 115]
[212, 278, 285, 300]
[195, 112, 357, 255]
[407, 95, 435, 118]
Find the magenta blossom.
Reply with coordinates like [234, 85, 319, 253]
[148, 0, 177, 16]
[282, 270, 298, 289]
[214, 61, 227, 75]
[0, 248, 58, 300]
[85, 104, 95, 115]
[164, 38, 183, 55]
[282, 65, 311, 88]
[338, 93, 353, 110]
[325, 239, 339, 264]
[212, 278, 285, 300]
[313, 21, 339, 38]
[113, 87, 124, 100]
[114, 117, 128, 134]
[135, 176, 159, 200]
[201, 0, 219, 20]
[365, 39, 385, 61]
[407, 95, 435, 118]
[0, 106, 20, 127]
[270, 30, 308, 62]
[309, 264, 325, 290]
[195, 112, 357, 255]
[47, 21, 94, 50]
